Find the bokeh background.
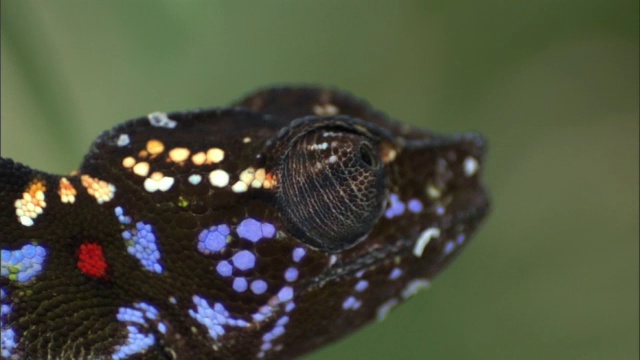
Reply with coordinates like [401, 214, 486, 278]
[2, 1, 638, 359]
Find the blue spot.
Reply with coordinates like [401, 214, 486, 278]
[389, 267, 403, 280]
[115, 206, 132, 225]
[408, 199, 423, 213]
[232, 250, 256, 271]
[277, 286, 294, 302]
[355, 280, 369, 292]
[1, 327, 17, 358]
[385, 194, 405, 219]
[113, 302, 164, 360]
[261, 223, 276, 238]
[444, 241, 456, 255]
[197, 225, 231, 253]
[456, 234, 466, 245]
[284, 267, 298, 282]
[1, 287, 10, 328]
[117, 307, 145, 325]
[250, 279, 268, 295]
[252, 305, 273, 322]
[237, 218, 263, 242]
[188, 295, 249, 341]
[285, 302, 296, 313]
[123, 221, 163, 273]
[216, 261, 233, 277]
[292, 247, 306, 263]
[342, 296, 362, 310]
[1, 244, 47, 283]
[233, 277, 248, 292]
[258, 315, 291, 358]
[112, 325, 155, 360]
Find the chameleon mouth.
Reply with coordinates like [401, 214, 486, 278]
[308, 182, 490, 288]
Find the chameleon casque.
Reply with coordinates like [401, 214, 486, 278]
[0, 86, 489, 359]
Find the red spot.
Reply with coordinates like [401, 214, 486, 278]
[77, 243, 108, 279]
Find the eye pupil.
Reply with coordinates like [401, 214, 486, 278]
[359, 143, 379, 168]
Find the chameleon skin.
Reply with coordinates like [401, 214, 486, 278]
[0, 86, 489, 359]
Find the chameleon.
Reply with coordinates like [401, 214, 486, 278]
[0, 86, 489, 359]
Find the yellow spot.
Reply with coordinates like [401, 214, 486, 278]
[251, 168, 266, 188]
[169, 147, 190, 163]
[426, 184, 441, 199]
[243, 137, 252, 144]
[313, 103, 339, 116]
[133, 162, 150, 177]
[206, 148, 225, 163]
[14, 179, 47, 226]
[239, 167, 256, 185]
[81, 175, 116, 204]
[58, 177, 77, 204]
[380, 142, 397, 164]
[191, 151, 206, 166]
[122, 156, 136, 168]
[146, 139, 165, 155]
[150, 172, 164, 181]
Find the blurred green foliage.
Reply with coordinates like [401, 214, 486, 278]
[2, 1, 638, 359]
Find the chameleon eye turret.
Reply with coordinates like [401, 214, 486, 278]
[275, 117, 388, 252]
[0, 86, 489, 359]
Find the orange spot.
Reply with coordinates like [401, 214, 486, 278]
[146, 139, 165, 155]
[58, 177, 77, 204]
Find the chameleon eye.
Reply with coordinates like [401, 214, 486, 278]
[276, 127, 387, 252]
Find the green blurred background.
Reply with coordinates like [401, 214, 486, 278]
[1, 1, 638, 359]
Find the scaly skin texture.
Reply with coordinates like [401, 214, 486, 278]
[0, 86, 489, 360]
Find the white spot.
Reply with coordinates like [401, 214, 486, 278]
[117, 134, 130, 147]
[376, 298, 399, 321]
[143, 173, 174, 193]
[19, 216, 34, 227]
[232, 181, 248, 193]
[243, 137, 252, 143]
[463, 156, 479, 177]
[328, 155, 338, 164]
[209, 169, 229, 188]
[188, 174, 202, 185]
[308, 142, 329, 151]
[157, 176, 175, 192]
[168, 296, 177, 304]
[328, 255, 337, 267]
[412, 227, 440, 258]
[148, 112, 177, 129]
[401, 279, 430, 299]
[143, 178, 159, 193]
[313, 104, 339, 116]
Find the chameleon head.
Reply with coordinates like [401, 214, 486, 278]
[0, 86, 489, 359]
